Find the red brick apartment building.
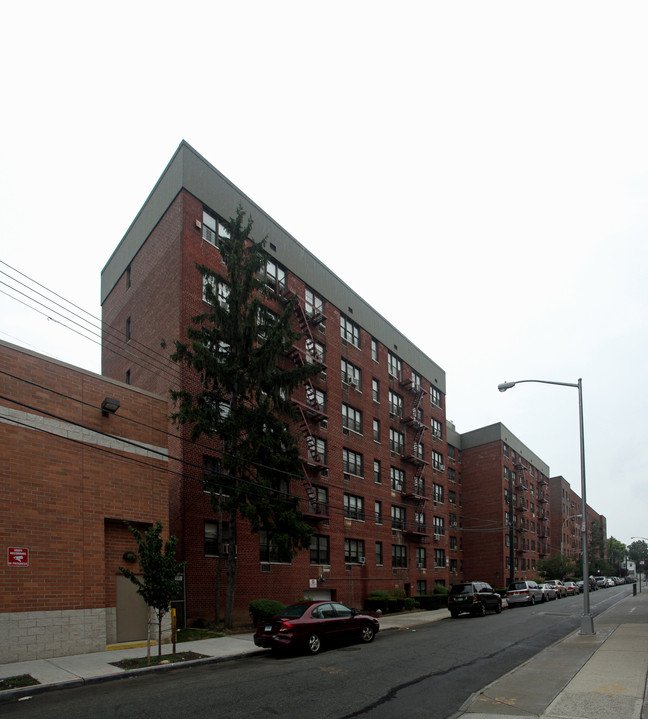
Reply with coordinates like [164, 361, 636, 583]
[453, 423, 553, 590]
[100, 141, 456, 624]
[0, 340, 169, 662]
[549, 476, 606, 563]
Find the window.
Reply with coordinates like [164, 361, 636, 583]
[305, 288, 324, 319]
[372, 378, 380, 403]
[341, 359, 361, 388]
[204, 521, 230, 556]
[416, 547, 426, 569]
[417, 580, 427, 595]
[126, 264, 131, 289]
[343, 448, 363, 477]
[433, 516, 445, 536]
[257, 306, 278, 344]
[376, 541, 383, 565]
[345, 538, 365, 564]
[340, 315, 360, 347]
[415, 511, 425, 531]
[202, 210, 229, 246]
[450, 559, 458, 573]
[342, 403, 362, 433]
[434, 548, 445, 568]
[411, 371, 422, 390]
[374, 459, 381, 484]
[449, 536, 457, 551]
[390, 428, 405, 454]
[388, 351, 402, 380]
[126, 316, 131, 342]
[309, 486, 329, 516]
[391, 505, 406, 531]
[374, 500, 382, 524]
[388, 390, 403, 418]
[430, 386, 442, 408]
[306, 339, 325, 365]
[344, 493, 365, 521]
[392, 544, 407, 568]
[448, 467, 456, 484]
[310, 534, 330, 564]
[202, 455, 225, 494]
[203, 275, 229, 307]
[503, 443, 509, 458]
[449, 490, 457, 505]
[432, 451, 444, 471]
[413, 475, 425, 497]
[431, 418, 442, 439]
[371, 338, 379, 362]
[373, 419, 380, 442]
[390, 466, 405, 492]
[259, 258, 286, 294]
[260, 531, 292, 563]
[433, 483, 444, 503]
[449, 513, 457, 528]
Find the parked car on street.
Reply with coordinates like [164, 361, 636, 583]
[539, 583, 558, 601]
[448, 581, 502, 617]
[506, 580, 544, 607]
[545, 580, 567, 598]
[253, 601, 379, 655]
[563, 581, 579, 595]
[595, 576, 607, 588]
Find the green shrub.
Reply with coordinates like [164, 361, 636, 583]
[404, 597, 416, 610]
[416, 594, 448, 610]
[249, 599, 285, 626]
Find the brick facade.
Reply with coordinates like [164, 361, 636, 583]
[101, 143, 456, 625]
[0, 341, 169, 661]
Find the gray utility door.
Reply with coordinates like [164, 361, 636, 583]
[116, 575, 148, 643]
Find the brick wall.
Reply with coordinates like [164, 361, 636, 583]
[0, 341, 169, 659]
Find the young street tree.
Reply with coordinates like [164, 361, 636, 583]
[119, 522, 184, 660]
[170, 206, 323, 629]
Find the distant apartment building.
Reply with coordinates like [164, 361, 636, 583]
[550, 476, 607, 563]
[100, 141, 456, 623]
[453, 423, 552, 590]
[0, 340, 169, 662]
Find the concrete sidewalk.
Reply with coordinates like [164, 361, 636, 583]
[1, 591, 647, 719]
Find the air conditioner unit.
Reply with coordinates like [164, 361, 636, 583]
[417, 562, 424, 569]
[359, 557, 366, 565]
[221, 543, 230, 555]
[348, 377, 358, 388]
[434, 534, 440, 542]
[439, 464, 446, 472]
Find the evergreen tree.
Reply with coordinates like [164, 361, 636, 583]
[170, 206, 323, 629]
[119, 522, 184, 659]
[538, 553, 575, 581]
[628, 539, 648, 569]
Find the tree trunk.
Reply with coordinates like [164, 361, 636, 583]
[158, 613, 163, 657]
[224, 514, 237, 629]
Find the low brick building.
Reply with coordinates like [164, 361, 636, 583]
[0, 341, 169, 662]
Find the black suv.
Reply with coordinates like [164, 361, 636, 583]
[448, 581, 502, 618]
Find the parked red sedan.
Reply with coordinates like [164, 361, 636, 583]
[254, 601, 379, 655]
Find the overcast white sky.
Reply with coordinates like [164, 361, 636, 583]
[2, 2, 647, 551]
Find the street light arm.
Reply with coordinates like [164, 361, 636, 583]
[498, 379, 579, 392]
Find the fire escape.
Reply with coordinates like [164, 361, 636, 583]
[281, 288, 328, 520]
[400, 379, 429, 541]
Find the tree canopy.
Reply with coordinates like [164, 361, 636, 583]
[170, 205, 323, 627]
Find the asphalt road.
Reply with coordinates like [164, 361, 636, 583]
[3, 585, 632, 719]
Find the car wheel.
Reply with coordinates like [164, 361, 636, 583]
[307, 633, 322, 655]
[495, 600, 502, 614]
[450, 609, 460, 618]
[529, 596, 535, 606]
[475, 602, 486, 617]
[541, 593, 547, 603]
[361, 624, 375, 643]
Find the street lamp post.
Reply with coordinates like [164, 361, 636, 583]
[498, 378, 595, 635]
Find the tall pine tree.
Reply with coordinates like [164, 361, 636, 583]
[170, 206, 323, 628]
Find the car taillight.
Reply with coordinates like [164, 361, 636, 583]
[278, 622, 293, 632]
[473, 594, 478, 601]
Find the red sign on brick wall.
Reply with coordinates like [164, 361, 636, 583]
[7, 547, 29, 567]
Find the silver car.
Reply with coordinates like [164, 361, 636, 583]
[506, 580, 544, 607]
